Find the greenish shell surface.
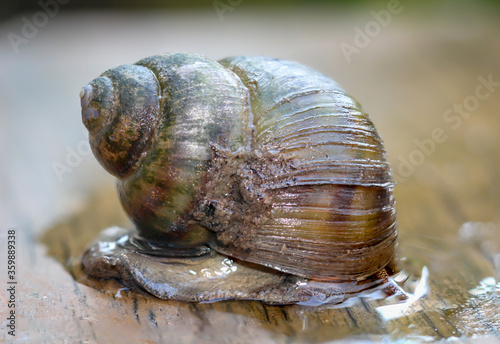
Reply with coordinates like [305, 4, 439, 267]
[82, 65, 161, 177]
[118, 53, 254, 245]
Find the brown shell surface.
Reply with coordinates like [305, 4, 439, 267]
[203, 56, 398, 281]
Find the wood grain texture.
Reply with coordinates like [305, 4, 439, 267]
[1, 4, 499, 343]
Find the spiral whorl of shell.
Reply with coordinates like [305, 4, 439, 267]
[81, 65, 161, 177]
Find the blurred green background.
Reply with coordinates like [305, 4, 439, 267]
[2, 0, 500, 20]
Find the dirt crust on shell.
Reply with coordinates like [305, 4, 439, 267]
[191, 144, 295, 256]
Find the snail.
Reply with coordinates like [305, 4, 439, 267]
[81, 52, 400, 305]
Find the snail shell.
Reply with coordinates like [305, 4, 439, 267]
[81, 52, 397, 283]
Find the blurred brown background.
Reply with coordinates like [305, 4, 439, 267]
[1, 1, 499, 343]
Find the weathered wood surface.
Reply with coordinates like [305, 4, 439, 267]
[1, 4, 500, 343]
